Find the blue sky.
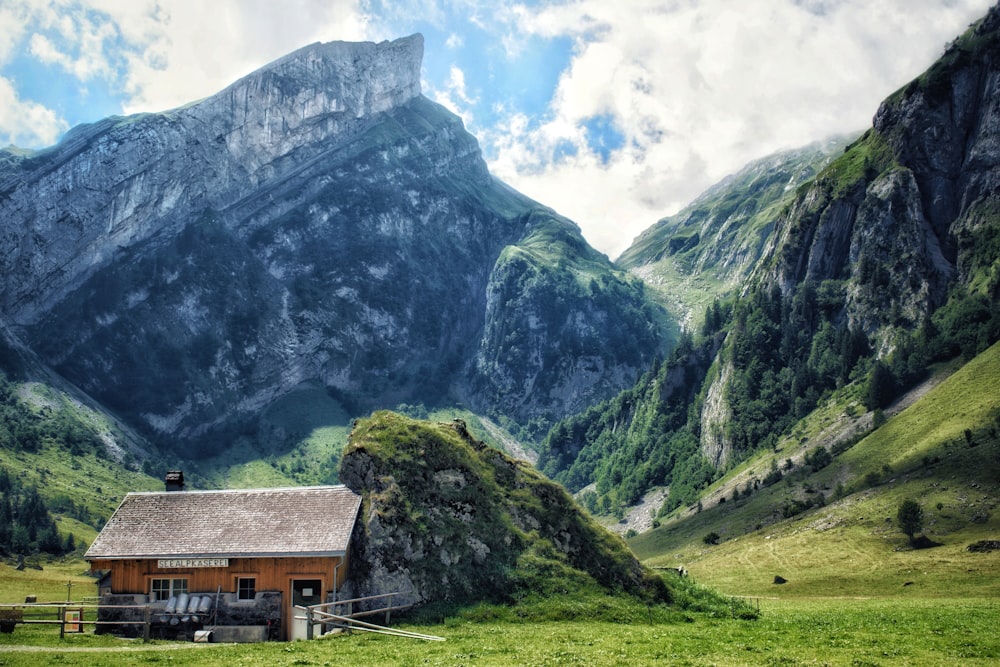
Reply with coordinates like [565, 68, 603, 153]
[1, 0, 995, 257]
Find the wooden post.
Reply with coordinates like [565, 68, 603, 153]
[59, 606, 65, 639]
[306, 607, 314, 640]
[385, 594, 392, 626]
[143, 606, 152, 643]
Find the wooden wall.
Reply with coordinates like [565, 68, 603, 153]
[88, 555, 349, 598]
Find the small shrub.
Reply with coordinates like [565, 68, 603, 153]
[804, 447, 832, 472]
[703, 531, 721, 545]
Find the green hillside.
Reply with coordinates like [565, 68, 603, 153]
[629, 341, 1000, 599]
[0, 371, 161, 560]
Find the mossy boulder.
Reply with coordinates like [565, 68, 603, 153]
[339, 411, 668, 608]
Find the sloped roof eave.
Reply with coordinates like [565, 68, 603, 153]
[86, 550, 348, 561]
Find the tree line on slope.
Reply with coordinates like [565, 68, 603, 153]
[0, 373, 105, 456]
[539, 275, 1000, 520]
[0, 466, 79, 558]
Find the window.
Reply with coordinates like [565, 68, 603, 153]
[237, 577, 257, 600]
[150, 578, 188, 601]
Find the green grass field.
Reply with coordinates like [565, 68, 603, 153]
[1, 547, 998, 666]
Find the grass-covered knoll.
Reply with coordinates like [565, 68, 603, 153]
[340, 411, 690, 609]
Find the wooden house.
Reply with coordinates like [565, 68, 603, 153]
[85, 475, 362, 641]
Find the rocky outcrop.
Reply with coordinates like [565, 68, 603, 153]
[338, 412, 665, 607]
[699, 359, 733, 467]
[471, 219, 665, 428]
[0, 35, 666, 454]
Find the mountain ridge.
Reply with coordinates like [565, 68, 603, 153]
[0, 34, 668, 460]
[0, 35, 425, 326]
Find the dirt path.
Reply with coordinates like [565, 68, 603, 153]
[0, 642, 220, 653]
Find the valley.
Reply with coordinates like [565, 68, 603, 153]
[1, 3, 999, 665]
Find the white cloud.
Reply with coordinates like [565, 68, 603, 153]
[0, 2, 31, 64]
[427, 65, 478, 129]
[491, 0, 996, 258]
[22, 2, 122, 82]
[0, 75, 68, 147]
[114, 0, 370, 114]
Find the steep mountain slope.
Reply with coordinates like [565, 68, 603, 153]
[619, 138, 849, 328]
[541, 4, 1000, 518]
[0, 35, 667, 459]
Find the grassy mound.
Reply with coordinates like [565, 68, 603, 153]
[340, 411, 733, 615]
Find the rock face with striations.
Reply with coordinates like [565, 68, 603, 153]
[0, 35, 666, 454]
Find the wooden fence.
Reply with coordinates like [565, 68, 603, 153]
[295, 592, 443, 641]
[0, 602, 156, 641]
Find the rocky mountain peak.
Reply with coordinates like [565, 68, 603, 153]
[191, 34, 424, 164]
[0, 35, 425, 326]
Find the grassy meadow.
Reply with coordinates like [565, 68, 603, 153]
[1, 545, 997, 666]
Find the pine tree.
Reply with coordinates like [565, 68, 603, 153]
[897, 499, 924, 545]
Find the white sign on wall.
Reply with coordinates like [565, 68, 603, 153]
[157, 558, 229, 568]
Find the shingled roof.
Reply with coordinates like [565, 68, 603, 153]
[85, 485, 362, 560]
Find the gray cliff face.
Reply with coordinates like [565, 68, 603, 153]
[0, 35, 665, 452]
[470, 215, 666, 431]
[1, 35, 424, 326]
[760, 6, 1000, 349]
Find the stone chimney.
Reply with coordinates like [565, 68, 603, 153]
[165, 470, 185, 492]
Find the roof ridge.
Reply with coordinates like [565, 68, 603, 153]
[126, 483, 351, 496]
